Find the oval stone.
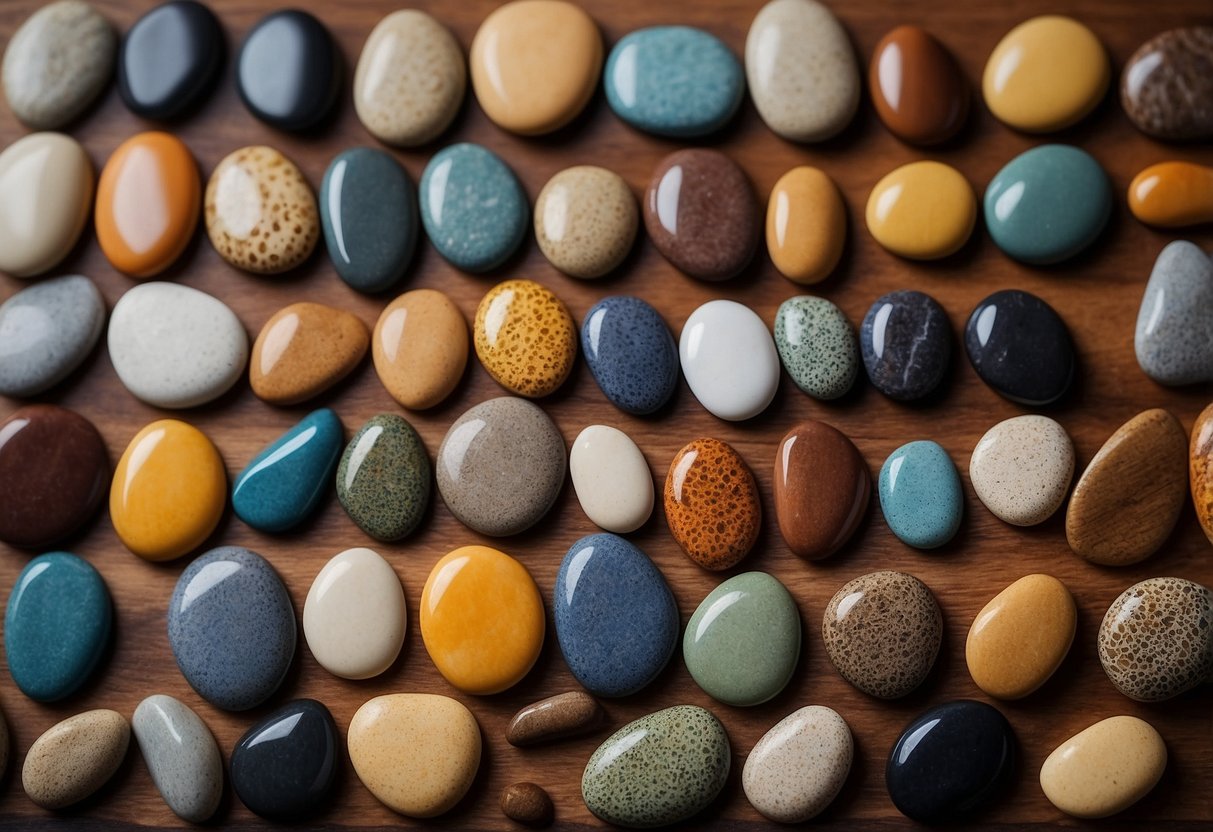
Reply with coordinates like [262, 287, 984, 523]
[879, 440, 963, 549]
[0, 132, 93, 278]
[320, 147, 418, 293]
[372, 288, 468, 410]
[420, 545, 545, 695]
[1128, 161, 1213, 228]
[680, 299, 779, 420]
[665, 437, 761, 570]
[232, 408, 343, 533]
[887, 701, 1015, 822]
[506, 691, 605, 747]
[822, 570, 941, 698]
[1191, 402, 1213, 543]
[231, 700, 339, 821]
[1066, 409, 1187, 566]
[419, 143, 528, 272]
[535, 166, 638, 278]
[860, 289, 951, 400]
[743, 706, 852, 823]
[250, 301, 369, 406]
[501, 782, 554, 826]
[336, 413, 431, 542]
[117, 0, 223, 120]
[554, 533, 679, 698]
[774, 295, 858, 400]
[0, 405, 108, 548]
[582, 296, 679, 415]
[604, 26, 743, 137]
[775, 421, 870, 559]
[95, 131, 200, 278]
[236, 10, 339, 131]
[348, 693, 481, 818]
[0, 274, 105, 397]
[168, 546, 296, 711]
[108, 281, 248, 408]
[474, 278, 577, 398]
[354, 10, 465, 147]
[966, 574, 1076, 699]
[745, 0, 859, 142]
[1136, 241, 1213, 385]
[22, 710, 128, 810]
[870, 25, 968, 145]
[303, 547, 405, 680]
[570, 425, 653, 534]
[132, 694, 222, 824]
[766, 166, 846, 284]
[970, 415, 1074, 526]
[984, 144, 1111, 265]
[1040, 716, 1167, 818]
[684, 571, 800, 706]
[436, 397, 565, 537]
[1122, 26, 1213, 141]
[110, 419, 226, 562]
[645, 149, 759, 281]
[965, 289, 1075, 405]
[866, 161, 975, 259]
[5, 552, 111, 702]
[583, 705, 730, 828]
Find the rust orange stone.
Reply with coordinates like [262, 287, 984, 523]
[1128, 161, 1213, 228]
[1190, 401, 1213, 545]
[664, 437, 760, 571]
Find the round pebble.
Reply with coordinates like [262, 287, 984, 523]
[1122, 26, 1213, 141]
[774, 421, 870, 560]
[869, 25, 969, 145]
[866, 161, 975, 259]
[535, 166, 637, 278]
[501, 782, 554, 827]
[336, 414, 431, 542]
[230, 699, 339, 821]
[236, 10, 339, 131]
[879, 440, 963, 549]
[22, 710, 128, 810]
[250, 301, 369, 406]
[766, 166, 846, 284]
[680, 299, 779, 420]
[581, 296, 679, 415]
[372, 288, 468, 410]
[965, 289, 1075, 405]
[570, 425, 654, 534]
[1128, 161, 1213, 228]
[774, 295, 858, 400]
[742, 706, 853, 823]
[507, 691, 605, 747]
[860, 289, 951, 401]
[117, 0, 223, 121]
[132, 694, 223, 824]
[0, 274, 105, 397]
[1040, 716, 1167, 818]
[970, 415, 1074, 526]
[665, 437, 761, 570]
[474, 279, 577, 398]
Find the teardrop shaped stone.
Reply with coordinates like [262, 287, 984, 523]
[132, 694, 223, 823]
[870, 25, 968, 144]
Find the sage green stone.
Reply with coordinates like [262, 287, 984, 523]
[774, 296, 858, 400]
[335, 414, 430, 541]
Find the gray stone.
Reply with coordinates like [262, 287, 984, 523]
[1135, 240, 1213, 386]
[132, 694, 223, 823]
[0, 275, 105, 397]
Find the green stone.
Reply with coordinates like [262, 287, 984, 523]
[774, 295, 858, 400]
[335, 414, 430, 541]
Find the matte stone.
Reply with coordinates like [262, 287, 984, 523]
[970, 415, 1075, 526]
[231, 699, 339, 821]
[1121, 26, 1213, 141]
[506, 691, 605, 747]
[869, 25, 968, 145]
[336, 413, 430, 542]
[581, 296, 679, 415]
[964, 289, 1075, 406]
[774, 421, 870, 559]
[774, 295, 859, 401]
[1135, 241, 1213, 385]
[860, 289, 951, 400]
[1040, 716, 1167, 819]
[236, 10, 339, 131]
[0, 274, 105, 397]
[879, 440, 963, 549]
[133, 694, 223, 823]
[118, 0, 224, 120]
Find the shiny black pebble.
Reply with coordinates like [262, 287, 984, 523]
[230, 699, 339, 821]
[236, 10, 340, 131]
[860, 289, 952, 401]
[118, 0, 224, 120]
[964, 289, 1075, 406]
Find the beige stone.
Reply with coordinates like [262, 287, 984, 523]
[970, 414, 1074, 526]
[0, 132, 93, 277]
[742, 705, 852, 822]
[23, 709, 129, 809]
[1040, 716, 1166, 818]
[534, 166, 637, 278]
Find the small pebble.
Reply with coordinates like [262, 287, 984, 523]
[0, 274, 105, 397]
[132, 694, 222, 824]
[117, 0, 223, 120]
[535, 166, 637, 278]
[501, 782, 554, 827]
[250, 301, 369, 406]
[860, 289, 951, 401]
[474, 279, 577, 398]
[773, 295, 858, 400]
[866, 161, 975, 259]
[742, 706, 852, 823]
[231, 699, 339, 821]
[1121, 26, 1213, 141]
[22, 709, 129, 810]
[1191, 402, 1213, 543]
[581, 296, 679, 415]
[506, 691, 605, 747]
[869, 25, 969, 145]
[680, 299, 779, 420]
[1039, 716, 1167, 818]
[236, 10, 339, 131]
[665, 437, 761, 570]
[965, 289, 1075, 405]
[336, 414, 431, 542]
[1128, 161, 1213, 228]
[774, 420, 870, 559]
[372, 288, 468, 410]
[767, 166, 846, 284]
[570, 425, 654, 534]
[879, 440, 963, 549]
[970, 415, 1074, 526]
[1136, 241, 1213, 385]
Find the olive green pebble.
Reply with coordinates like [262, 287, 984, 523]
[336, 414, 431, 542]
[774, 296, 858, 400]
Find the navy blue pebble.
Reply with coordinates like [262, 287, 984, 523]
[231, 699, 339, 821]
[582, 296, 679, 415]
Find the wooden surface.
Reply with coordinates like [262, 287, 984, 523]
[1, 0, 1212, 828]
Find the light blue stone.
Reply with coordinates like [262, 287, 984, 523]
[418, 143, 528, 273]
[232, 409, 343, 533]
[878, 440, 963, 549]
[5, 551, 112, 701]
[605, 26, 744, 138]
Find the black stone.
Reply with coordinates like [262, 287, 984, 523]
[964, 289, 1075, 406]
[886, 700, 1016, 823]
[231, 699, 339, 821]
[117, 1, 225, 121]
[236, 10, 340, 131]
[860, 289, 952, 400]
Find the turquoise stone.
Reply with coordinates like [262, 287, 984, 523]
[336, 413, 431, 541]
[879, 440, 963, 549]
[683, 571, 800, 706]
[232, 409, 343, 533]
[418, 143, 527, 273]
[774, 295, 859, 401]
[984, 145, 1111, 265]
[5, 551, 112, 701]
[320, 147, 418, 294]
[604, 26, 744, 137]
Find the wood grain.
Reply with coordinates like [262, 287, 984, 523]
[1, 0, 1212, 828]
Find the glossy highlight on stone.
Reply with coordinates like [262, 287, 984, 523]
[743, 706, 853, 823]
[582, 296, 678, 415]
[250, 301, 369, 406]
[767, 166, 846, 284]
[474, 279, 577, 398]
[336, 413, 431, 542]
[970, 415, 1074, 526]
[570, 425, 654, 534]
[1040, 716, 1167, 818]
[870, 25, 968, 145]
[1136, 241, 1213, 385]
[860, 289, 951, 401]
[507, 691, 605, 747]
[774, 295, 858, 401]
[0, 274, 105, 397]
[22, 710, 128, 810]
[118, 0, 223, 121]
[236, 9, 339, 131]
[866, 161, 975, 259]
[965, 289, 1075, 405]
[1191, 402, 1213, 543]
[1128, 161, 1213, 228]
[665, 437, 761, 570]
[373, 288, 468, 410]
[879, 440, 962, 549]
[775, 421, 870, 559]
[535, 166, 638, 279]
[1122, 26, 1213, 141]
[231, 699, 339, 821]
[680, 299, 779, 421]
[133, 694, 222, 823]
[501, 782, 554, 826]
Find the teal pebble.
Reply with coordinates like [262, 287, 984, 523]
[683, 571, 801, 707]
[774, 295, 858, 400]
[232, 409, 343, 533]
[984, 144, 1111, 265]
[336, 413, 431, 542]
[5, 551, 112, 702]
[879, 440, 963, 549]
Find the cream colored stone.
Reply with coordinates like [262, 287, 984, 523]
[1040, 716, 1166, 818]
[742, 705, 852, 822]
[534, 166, 637, 278]
[570, 424, 654, 533]
[0, 132, 93, 277]
[23, 709, 129, 809]
[970, 415, 1074, 525]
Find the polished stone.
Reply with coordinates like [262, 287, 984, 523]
[506, 691, 605, 747]
[964, 289, 1075, 405]
[474, 278, 577, 398]
[1128, 161, 1213, 228]
[866, 161, 975, 259]
[766, 166, 846, 284]
[535, 166, 638, 279]
[1137, 241, 1213, 386]
[1040, 716, 1167, 818]
[250, 301, 369, 406]
[679, 299, 779, 420]
[582, 296, 679, 415]
[970, 415, 1075, 526]
[743, 706, 853, 823]
[570, 425, 654, 534]
[879, 440, 962, 549]
[22, 710, 128, 810]
[132, 694, 222, 823]
[1191, 402, 1213, 544]
[870, 25, 968, 144]
[118, 0, 224, 120]
[0, 274, 105, 397]
[665, 437, 761, 570]
[336, 413, 430, 542]
[372, 288, 468, 410]
[860, 289, 951, 400]
[236, 10, 339, 131]
[774, 295, 858, 400]
[774, 421, 870, 559]
[1122, 26, 1213, 141]
[231, 700, 339, 821]
[501, 782, 554, 826]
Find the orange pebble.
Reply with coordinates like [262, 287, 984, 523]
[1128, 161, 1213, 228]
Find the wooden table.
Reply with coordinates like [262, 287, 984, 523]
[1, 0, 1211, 828]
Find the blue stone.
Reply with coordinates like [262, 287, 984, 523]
[581, 296, 679, 415]
[231, 699, 339, 821]
[320, 148, 418, 294]
[419, 143, 528, 273]
[604, 26, 744, 138]
[168, 546, 296, 711]
[232, 409, 343, 533]
[4, 551, 111, 701]
[984, 145, 1111, 265]
[879, 441, 963, 549]
[554, 533, 679, 698]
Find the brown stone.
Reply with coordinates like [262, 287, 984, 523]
[1189, 401, 1213, 545]
[1121, 26, 1213, 141]
[869, 25, 969, 145]
[250, 301, 369, 405]
[506, 691, 604, 747]
[372, 288, 468, 410]
[500, 781, 554, 826]
[664, 437, 761, 570]
[773, 421, 869, 560]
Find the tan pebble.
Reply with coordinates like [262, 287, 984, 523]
[534, 166, 637, 279]
[474, 279, 576, 398]
[1188, 401, 1213, 544]
[22, 709, 129, 809]
[506, 691, 604, 747]
[742, 705, 852, 823]
[970, 415, 1074, 526]
[204, 145, 319, 274]
[766, 166, 846, 284]
[501, 781, 554, 826]
[1040, 716, 1166, 818]
[372, 288, 468, 410]
[250, 301, 369, 405]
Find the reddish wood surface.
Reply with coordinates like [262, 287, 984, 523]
[1, 0, 1212, 828]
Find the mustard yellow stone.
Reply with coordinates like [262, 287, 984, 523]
[110, 420, 226, 562]
[865, 161, 975, 259]
[982, 15, 1109, 133]
[420, 545, 545, 694]
[1040, 716, 1167, 818]
[474, 278, 576, 398]
[766, 166, 846, 284]
[1128, 161, 1213, 228]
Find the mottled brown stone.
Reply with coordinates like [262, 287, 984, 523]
[774, 421, 869, 560]
[1121, 26, 1213, 141]
[506, 691, 604, 747]
[664, 437, 761, 570]
[1190, 402, 1213, 544]
[869, 25, 969, 145]
[500, 781, 554, 826]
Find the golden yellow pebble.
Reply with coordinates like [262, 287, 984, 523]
[865, 161, 975, 259]
[766, 166, 846, 284]
[474, 278, 577, 398]
[1128, 161, 1213, 228]
[1039, 716, 1167, 818]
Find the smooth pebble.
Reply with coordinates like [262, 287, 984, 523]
[0, 275, 105, 397]
[501, 782, 554, 827]
[1128, 161, 1213, 228]
[680, 299, 778, 420]
[132, 694, 223, 824]
[582, 296, 679, 415]
[570, 425, 654, 533]
[1190, 402, 1213, 544]
[869, 25, 969, 145]
[665, 437, 761, 570]
[1136, 241, 1213, 385]
[22, 710, 128, 810]
[866, 161, 975, 259]
[860, 289, 951, 401]
[965, 289, 1075, 405]
[250, 301, 368, 406]
[970, 415, 1075, 526]
[879, 440, 963, 549]
[336, 413, 431, 542]
[474, 279, 576, 398]
[117, 0, 223, 121]
[230, 700, 339, 821]
[372, 288, 468, 409]
[766, 166, 846, 284]
[1121, 26, 1213, 141]
[236, 10, 339, 131]
[773, 295, 858, 400]
[1040, 716, 1167, 818]
[742, 706, 853, 823]
[774, 420, 870, 559]
[506, 691, 605, 747]
[535, 166, 637, 278]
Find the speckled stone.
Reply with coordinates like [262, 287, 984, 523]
[1121, 26, 1213, 141]
[132, 694, 222, 824]
[582, 705, 730, 828]
[822, 570, 942, 698]
[879, 440, 963, 549]
[117, 0, 224, 121]
[501, 782, 554, 826]
[236, 9, 339, 131]
[665, 437, 761, 570]
[506, 691, 605, 747]
[860, 290, 951, 401]
[970, 415, 1075, 526]
[336, 414, 430, 542]
[582, 296, 679, 415]
[372, 288, 469, 410]
[1135, 241, 1213, 385]
[168, 546, 296, 712]
[1192, 402, 1213, 544]
[474, 279, 577, 398]
[22, 709, 129, 810]
[249, 301, 369, 406]
[535, 166, 637, 278]
[774, 421, 870, 560]
[965, 289, 1075, 405]
[1098, 577, 1213, 702]
[0, 275, 105, 397]
[231, 699, 339, 821]
[742, 706, 853, 823]
[435, 397, 566, 537]
[1040, 716, 1168, 819]
[774, 295, 858, 400]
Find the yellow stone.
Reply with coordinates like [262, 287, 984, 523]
[474, 279, 577, 398]
[982, 15, 1109, 133]
[1128, 161, 1213, 228]
[865, 161, 975, 259]
[348, 693, 481, 817]
[965, 574, 1076, 699]
[1039, 716, 1167, 818]
[110, 420, 226, 562]
[420, 545, 545, 694]
[766, 166, 846, 284]
[373, 289, 469, 410]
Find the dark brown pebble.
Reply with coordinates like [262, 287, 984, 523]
[774, 421, 869, 560]
[506, 691, 604, 747]
[501, 781, 554, 826]
[1121, 26, 1213, 141]
[869, 25, 969, 145]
